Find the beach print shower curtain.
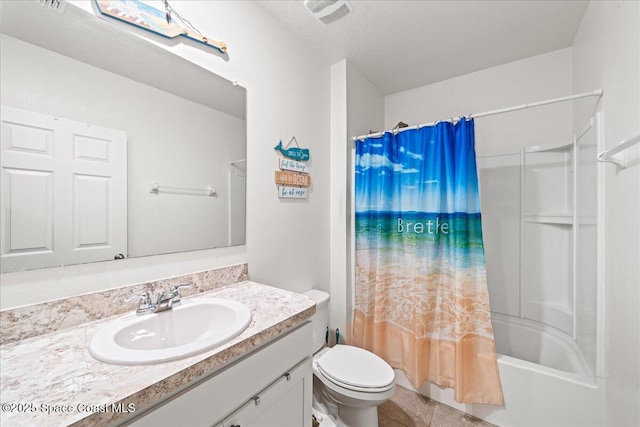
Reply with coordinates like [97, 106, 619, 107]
[353, 119, 503, 404]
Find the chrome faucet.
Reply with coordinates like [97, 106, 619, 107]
[125, 291, 154, 315]
[125, 283, 192, 315]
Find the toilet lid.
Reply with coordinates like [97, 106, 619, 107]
[317, 345, 394, 390]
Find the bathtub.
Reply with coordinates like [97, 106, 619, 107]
[394, 313, 603, 426]
[491, 313, 591, 377]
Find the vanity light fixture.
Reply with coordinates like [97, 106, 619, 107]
[304, 0, 353, 24]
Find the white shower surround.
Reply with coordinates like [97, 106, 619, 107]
[378, 47, 607, 425]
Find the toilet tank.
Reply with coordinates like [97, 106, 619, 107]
[303, 289, 330, 352]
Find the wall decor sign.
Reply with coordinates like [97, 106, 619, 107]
[274, 170, 311, 187]
[274, 136, 310, 199]
[278, 186, 308, 199]
[274, 137, 310, 161]
[95, 0, 227, 53]
[278, 157, 307, 173]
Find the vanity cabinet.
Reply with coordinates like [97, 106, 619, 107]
[216, 358, 310, 427]
[125, 322, 312, 427]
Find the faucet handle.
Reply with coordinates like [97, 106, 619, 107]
[168, 283, 192, 306]
[125, 290, 151, 303]
[170, 283, 192, 293]
[125, 291, 153, 315]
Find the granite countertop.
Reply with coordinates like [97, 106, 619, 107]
[0, 281, 315, 427]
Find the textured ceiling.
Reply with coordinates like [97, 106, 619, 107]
[258, 1, 589, 95]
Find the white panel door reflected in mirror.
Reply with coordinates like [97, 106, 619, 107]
[0, 1, 246, 273]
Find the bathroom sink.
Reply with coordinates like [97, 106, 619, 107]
[89, 298, 252, 365]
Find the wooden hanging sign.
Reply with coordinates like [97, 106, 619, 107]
[274, 137, 310, 161]
[278, 157, 307, 173]
[96, 0, 227, 53]
[274, 170, 311, 187]
[278, 186, 308, 199]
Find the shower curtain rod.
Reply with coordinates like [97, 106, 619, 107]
[352, 88, 603, 141]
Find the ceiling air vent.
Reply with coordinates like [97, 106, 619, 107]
[37, 0, 67, 14]
[304, 0, 353, 24]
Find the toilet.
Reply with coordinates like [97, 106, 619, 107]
[304, 290, 395, 427]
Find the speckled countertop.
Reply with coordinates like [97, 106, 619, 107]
[0, 281, 315, 427]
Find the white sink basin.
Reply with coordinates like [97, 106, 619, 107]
[89, 298, 252, 365]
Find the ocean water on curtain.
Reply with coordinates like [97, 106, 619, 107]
[353, 119, 503, 405]
[354, 211, 491, 340]
[355, 212, 485, 270]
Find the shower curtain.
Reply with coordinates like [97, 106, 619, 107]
[352, 119, 503, 405]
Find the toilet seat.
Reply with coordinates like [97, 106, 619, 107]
[316, 345, 395, 393]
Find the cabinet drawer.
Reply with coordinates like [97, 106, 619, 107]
[127, 322, 311, 426]
[216, 357, 312, 427]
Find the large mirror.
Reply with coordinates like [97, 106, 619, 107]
[0, 1, 246, 273]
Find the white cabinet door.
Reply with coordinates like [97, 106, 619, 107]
[123, 323, 312, 427]
[217, 358, 312, 427]
[1, 106, 127, 271]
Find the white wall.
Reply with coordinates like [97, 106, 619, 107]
[1, 1, 330, 308]
[329, 60, 384, 343]
[572, 1, 640, 425]
[330, 61, 348, 342]
[385, 48, 574, 157]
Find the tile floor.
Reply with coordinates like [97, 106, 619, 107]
[378, 385, 497, 427]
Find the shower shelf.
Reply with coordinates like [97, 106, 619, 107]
[525, 141, 573, 153]
[524, 213, 573, 225]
